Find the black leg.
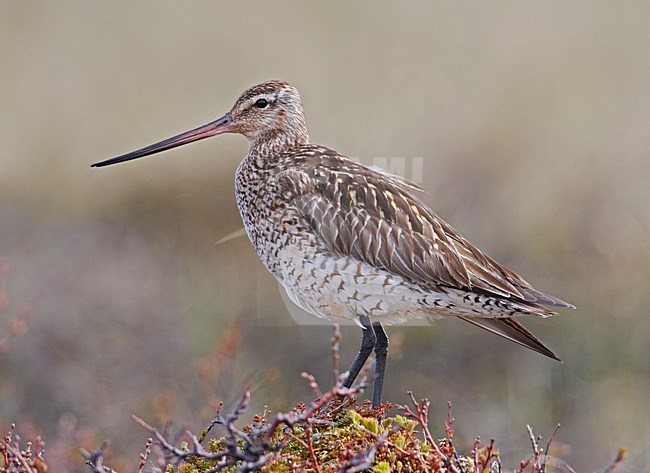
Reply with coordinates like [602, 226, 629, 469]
[371, 322, 389, 409]
[342, 315, 376, 389]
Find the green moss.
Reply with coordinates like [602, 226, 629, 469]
[373, 461, 391, 473]
[194, 407, 471, 471]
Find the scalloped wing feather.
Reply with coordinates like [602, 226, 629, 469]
[276, 146, 573, 313]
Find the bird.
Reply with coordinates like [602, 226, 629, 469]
[92, 80, 574, 409]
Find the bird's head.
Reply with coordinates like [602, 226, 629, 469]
[91, 80, 308, 168]
[229, 80, 308, 144]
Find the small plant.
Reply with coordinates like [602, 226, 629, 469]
[0, 424, 47, 473]
[80, 325, 626, 473]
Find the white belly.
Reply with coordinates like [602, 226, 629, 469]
[275, 243, 452, 325]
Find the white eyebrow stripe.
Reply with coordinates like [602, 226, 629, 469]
[249, 93, 277, 106]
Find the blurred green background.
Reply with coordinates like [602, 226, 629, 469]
[1, 1, 649, 471]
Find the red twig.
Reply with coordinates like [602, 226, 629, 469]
[444, 401, 454, 439]
[305, 424, 322, 473]
[398, 392, 467, 473]
[481, 438, 496, 471]
[361, 423, 431, 472]
[545, 424, 561, 458]
[331, 323, 341, 384]
[301, 371, 322, 398]
[137, 437, 153, 473]
[403, 391, 444, 457]
[472, 437, 481, 471]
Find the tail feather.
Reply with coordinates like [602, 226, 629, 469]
[515, 286, 575, 309]
[458, 315, 561, 361]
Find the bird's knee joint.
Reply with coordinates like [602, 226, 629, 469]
[374, 345, 388, 357]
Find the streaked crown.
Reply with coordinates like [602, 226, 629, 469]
[229, 80, 309, 147]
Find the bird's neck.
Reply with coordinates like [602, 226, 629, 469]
[247, 128, 309, 167]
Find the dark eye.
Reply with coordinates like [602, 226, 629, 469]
[255, 98, 269, 109]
